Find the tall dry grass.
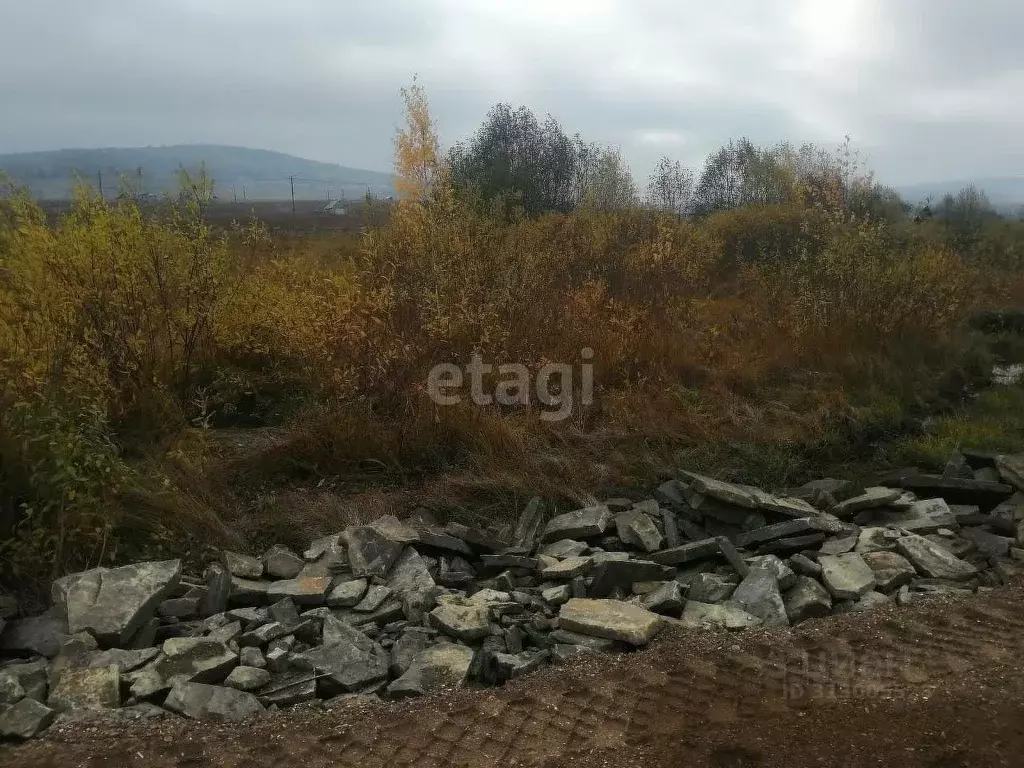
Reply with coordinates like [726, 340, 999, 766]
[2, 175, 1023, 582]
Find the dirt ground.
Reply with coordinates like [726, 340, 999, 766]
[7, 582, 1024, 768]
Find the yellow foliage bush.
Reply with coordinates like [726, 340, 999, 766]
[0, 166, 1015, 582]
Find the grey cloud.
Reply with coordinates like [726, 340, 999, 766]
[1, 0, 1021, 185]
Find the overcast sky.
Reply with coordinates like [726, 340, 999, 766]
[1, 0, 1022, 185]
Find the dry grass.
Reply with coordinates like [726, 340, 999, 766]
[2, 177, 1024, 582]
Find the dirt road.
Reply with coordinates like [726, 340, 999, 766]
[8, 583, 1024, 768]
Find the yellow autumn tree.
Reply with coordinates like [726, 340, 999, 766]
[394, 79, 443, 201]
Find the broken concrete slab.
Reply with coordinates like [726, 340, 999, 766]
[730, 567, 789, 627]
[588, 559, 674, 597]
[829, 487, 902, 519]
[427, 603, 491, 642]
[64, 560, 182, 646]
[615, 509, 664, 552]
[678, 601, 762, 630]
[650, 538, 719, 566]
[163, 681, 265, 721]
[783, 576, 832, 624]
[222, 551, 263, 579]
[541, 505, 613, 543]
[512, 497, 545, 550]
[861, 551, 917, 591]
[557, 599, 663, 647]
[819, 553, 876, 599]
[0, 698, 56, 739]
[344, 524, 404, 579]
[47, 666, 120, 711]
[0, 613, 69, 658]
[386, 644, 475, 699]
[265, 576, 331, 606]
[896, 534, 979, 581]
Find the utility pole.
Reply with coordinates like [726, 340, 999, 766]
[233, 186, 237, 204]
[242, 186, 246, 201]
[97, 170, 103, 199]
[290, 175, 296, 216]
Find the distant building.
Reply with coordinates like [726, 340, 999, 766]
[323, 199, 348, 215]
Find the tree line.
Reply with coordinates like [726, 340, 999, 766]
[395, 85, 1008, 238]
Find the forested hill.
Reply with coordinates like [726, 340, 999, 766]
[0, 144, 396, 200]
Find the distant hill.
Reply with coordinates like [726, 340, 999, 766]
[897, 176, 1024, 214]
[0, 144, 396, 201]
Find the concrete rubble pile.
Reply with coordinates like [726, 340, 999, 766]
[3, 449, 1024, 740]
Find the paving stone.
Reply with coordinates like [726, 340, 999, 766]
[757, 495, 819, 518]
[541, 505, 613, 543]
[730, 567, 789, 627]
[783, 576, 832, 623]
[896, 534, 979, 581]
[714, 536, 749, 577]
[557, 599, 663, 647]
[164, 681, 265, 721]
[871, 498, 959, 534]
[388, 629, 432, 678]
[819, 553, 876, 599]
